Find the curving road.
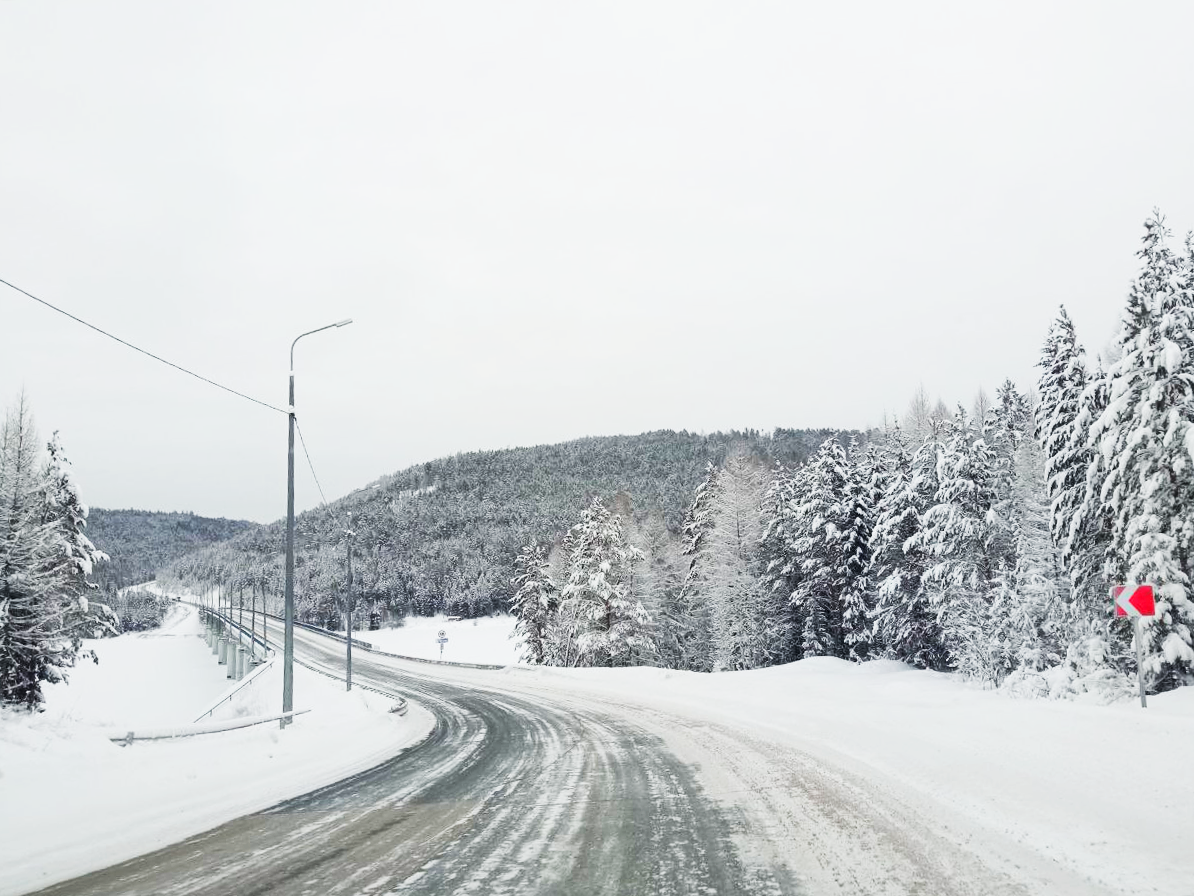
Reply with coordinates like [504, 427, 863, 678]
[33, 622, 793, 896]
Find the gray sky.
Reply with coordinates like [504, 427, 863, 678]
[3, 1, 1193, 523]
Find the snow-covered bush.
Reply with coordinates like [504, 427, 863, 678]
[1001, 635, 1134, 704]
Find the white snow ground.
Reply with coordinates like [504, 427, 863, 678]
[0, 603, 434, 896]
[340, 612, 522, 665]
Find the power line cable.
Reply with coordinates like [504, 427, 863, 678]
[294, 417, 354, 537]
[293, 418, 331, 508]
[0, 276, 287, 415]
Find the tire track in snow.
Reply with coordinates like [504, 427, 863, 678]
[32, 622, 788, 896]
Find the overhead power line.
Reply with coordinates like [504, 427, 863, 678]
[294, 418, 331, 508]
[1, 276, 286, 415]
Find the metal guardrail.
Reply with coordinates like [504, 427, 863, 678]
[293, 656, 409, 716]
[109, 709, 311, 745]
[289, 617, 374, 650]
[259, 609, 506, 671]
[355, 643, 506, 671]
[178, 597, 506, 672]
[184, 600, 409, 715]
[205, 608, 273, 657]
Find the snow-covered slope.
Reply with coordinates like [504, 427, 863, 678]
[0, 604, 433, 896]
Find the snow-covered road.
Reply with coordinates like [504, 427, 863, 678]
[33, 617, 1193, 895]
[33, 621, 788, 896]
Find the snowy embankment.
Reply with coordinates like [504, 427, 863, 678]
[338, 612, 522, 665]
[0, 603, 434, 896]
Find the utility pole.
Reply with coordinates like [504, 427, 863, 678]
[250, 581, 257, 660]
[345, 512, 354, 692]
[283, 318, 352, 729]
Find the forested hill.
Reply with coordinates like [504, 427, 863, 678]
[162, 428, 861, 624]
[88, 509, 258, 592]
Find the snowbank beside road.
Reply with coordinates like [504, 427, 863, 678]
[341, 612, 523, 666]
[0, 604, 434, 896]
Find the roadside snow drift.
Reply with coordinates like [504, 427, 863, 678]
[0, 604, 434, 896]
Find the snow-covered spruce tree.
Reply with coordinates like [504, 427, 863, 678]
[838, 437, 876, 662]
[701, 450, 770, 671]
[0, 410, 111, 710]
[1002, 436, 1069, 678]
[980, 380, 1064, 682]
[1062, 360, 1113, 623]
[672, 464, 720, 671]
[787, 439, 853, 659]
[510, 542, 558, 665]
[909, 410, 1007, 683]
[757, 464, 801, 663]
[1036, 307, 1091, 547]
[869, 425, 948, 669]
[1077, 213, 1194, 690]
[0, 396, 42, 707]
[625, 511, 682, 668]
[557, 498, 652, 668]
[1035, 306, 1117, 637]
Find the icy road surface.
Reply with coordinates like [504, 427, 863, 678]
[31, 621, 789, 896]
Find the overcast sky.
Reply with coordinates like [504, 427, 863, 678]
[3, 1, 1193, 523]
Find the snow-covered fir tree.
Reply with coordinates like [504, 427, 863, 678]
[868, 425, 948, 669]
[1077, 213, 1194, 690]
[700, 451, 770, 671]
[838, 437, 877, 661]
[1036, 307, 1091, 548]
[672, 464, 720, 672]
[1062, 359, 1113, 621]
[757, 464, 803, 664]
[510, 542, 558, 665]
[1004, 436, 1069, 673]
[0, 400, 111, 710]
[557, 497, 652, 667]
[909, 410, 1007, 682]
[785, 439, 853, 658]
[624, 510, 681, 667]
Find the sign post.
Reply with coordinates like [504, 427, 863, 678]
[1112, 584, 1156, 709]
[437, 629, 448, 659]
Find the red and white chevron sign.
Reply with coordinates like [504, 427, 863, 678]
[1112, 584, 1156, 617]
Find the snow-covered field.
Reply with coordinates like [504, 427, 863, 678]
[342, 612, 522, 665]
[0, 604, 433, 896]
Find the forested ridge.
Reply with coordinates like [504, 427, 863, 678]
[88, 509, 258, 592]
[161, 429, 858, 625]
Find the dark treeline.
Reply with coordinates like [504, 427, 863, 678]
[88, 509, 258, 593]
[159, 429, 859, 630]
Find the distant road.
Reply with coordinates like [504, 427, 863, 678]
[32, 621, 792, 896]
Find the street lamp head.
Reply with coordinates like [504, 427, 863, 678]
[334, 318, 353, 327]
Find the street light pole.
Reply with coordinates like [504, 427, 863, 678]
[345, 515, 354, 692]
[282, 318, 353, 729]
